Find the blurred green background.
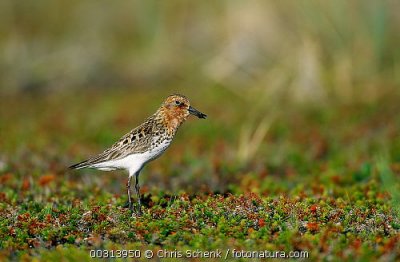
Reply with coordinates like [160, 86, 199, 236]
[1, 0, 399, 97]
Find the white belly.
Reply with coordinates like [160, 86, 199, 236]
[91, 139, 172, 174]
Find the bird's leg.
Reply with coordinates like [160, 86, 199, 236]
[135, 173, 142, 215]
[127, 176, 133, 212]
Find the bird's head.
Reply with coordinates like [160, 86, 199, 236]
[160, 94, 207, 131]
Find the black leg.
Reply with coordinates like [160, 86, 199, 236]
[135, 173, 142, 215]
[127, 176, 133, 211]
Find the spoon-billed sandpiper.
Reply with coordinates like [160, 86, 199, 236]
[69, 94, 207, 214]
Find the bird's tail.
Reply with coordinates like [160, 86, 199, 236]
[69, 159, 91, 170]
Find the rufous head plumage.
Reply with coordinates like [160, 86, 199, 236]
[158, 94, 206, 133]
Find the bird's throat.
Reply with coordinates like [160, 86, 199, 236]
[162, 110, 186, 135]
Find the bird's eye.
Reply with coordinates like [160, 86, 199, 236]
[175, 101, 181, 106]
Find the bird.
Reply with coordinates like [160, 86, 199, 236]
[69, 94, 207, 215]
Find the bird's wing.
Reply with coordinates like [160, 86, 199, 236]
[69, 115, 162, 169]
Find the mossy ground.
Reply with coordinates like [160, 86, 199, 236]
[1, 89, 400, 261]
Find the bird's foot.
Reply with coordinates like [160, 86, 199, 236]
[128, 207, 142, 217]
[123, 202, 142, 216]
[122, 199, 133, 210]
[136, 206, 143, 216]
